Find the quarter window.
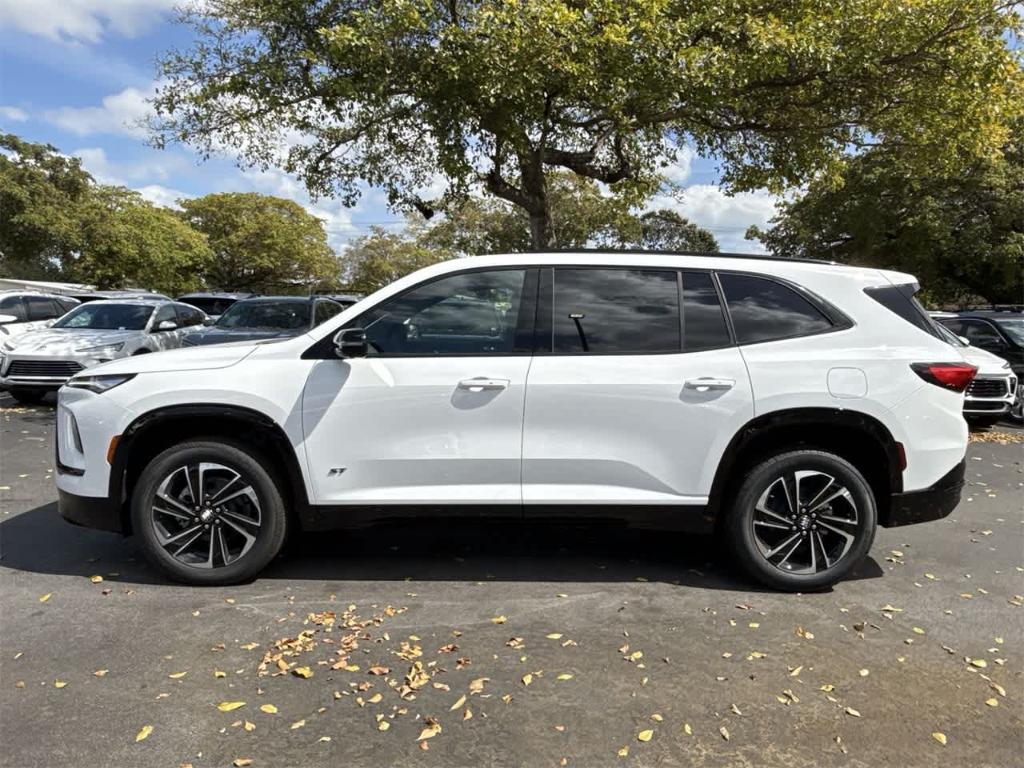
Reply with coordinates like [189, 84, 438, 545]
[552, 268, 680, 354]
[682, 271, 731, 351]
[719, 273, 833, 344]
[357, 269, 527, 356]
[0, 296, 27, 321]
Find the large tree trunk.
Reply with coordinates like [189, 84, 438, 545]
[527, 207, 553, 251]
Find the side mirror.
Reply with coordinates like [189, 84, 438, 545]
[203, 316, 216, 326]
[155, 320, 178, 332]
[333, 327, 368, 359]
[0, 314, 18, 325]
[958, 336, 971, 346]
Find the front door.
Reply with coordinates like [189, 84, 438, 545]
[301, 268, 535, 505]
[522, 267, 753, 507]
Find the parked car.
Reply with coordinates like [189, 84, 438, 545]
[181, 296, 343, 346]
[934, 310, 1024, 422]
[319, 293, 364, 309]
[56, 253, 974, 589]
[0, 291, 80, 339]
[0, 299, 205, 403]
[930, 316, 1017, 426]
[66, 290, 171, 304]
[175, 292, 254, 321]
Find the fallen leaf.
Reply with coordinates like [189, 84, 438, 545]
[243, 721, 255, 732]
[38, 593, 52, 603]
[94, 669, 108, 677]
[368, 666, 389, 676]
[490, 615, 507, 624]
[932, 732, 947, 746]
[378, 720, 390, 731]
[985, 698, 999, 707]
[463, 708, 473, 721]
[719, 726, 730, 741]
[217, 701, 246, 712]
[89, 575, 103, 584]
[232, 760, 252, 767]
[290, 720, 305, 730]
[259, 704, 277, 714]
[637, 729, 653, 742]
[168, 672, 187, 679]
[54, 680, 67, 689]
[214, 670, 226, 679]
[292, 666, 314, 679]
[845, 707, 861, 718]
[546, 633, 563, 640]
[557, 674, 573, 681]
[521, 673, 533, 687]
[417, 719, 442, 741]
[617, 746, 629, 757]
[135, 725, 153, 743]
[240, 642, 259, 651]
[450, 694, 467, 711]
[683, 723, 692, 735]
[969, 659, 988, 669]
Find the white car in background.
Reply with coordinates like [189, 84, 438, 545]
[931, 316, 1017, 426]
[0, 290, 80, 339]
[0, 299, 206, 404]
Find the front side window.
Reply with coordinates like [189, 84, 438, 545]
[152, 304, 178, 330]
[682, 271, 731, 351]
[552, 268, 680, 354]
[719, 273, 833, 344]
[314, 300, 342, 326]
[175, 304, 205, 327]
[958, 320, 1006, 348]
[54, 303, 153, 331]
[357, 269, 527, 356]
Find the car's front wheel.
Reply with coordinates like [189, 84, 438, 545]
[724, 450, 877, 591]
[131, 440, 288, 585]
[7, 388, 47, 405]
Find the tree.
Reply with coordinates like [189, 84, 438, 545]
[152, 1, 1022, 250]
[638, 209, 719, 253]
[748, 125, 1024, 304]
[0, 134, 94, 279]
[341, 227, 454, 293]
[68, 187, 214, 295]
[178, 192, 340, 292]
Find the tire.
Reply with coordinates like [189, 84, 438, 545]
[8, 389, 47, 405]
[966, 415, 1002, 429]
[131, 440, 288, 585]
[724, 450, 877, 592]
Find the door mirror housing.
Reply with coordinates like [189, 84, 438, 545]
[334, 327, 368, 358]
[0, 314, 18, 325]
[155, 320, 178, 332]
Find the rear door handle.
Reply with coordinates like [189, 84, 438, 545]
[684, 377, 735, 392]
[457, 377, 510, 392]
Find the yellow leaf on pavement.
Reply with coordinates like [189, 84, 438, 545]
[292, 666, 314, 679]
[217, 701, 246, 712]
[637, 729, 653, 742]
[135, 725, 153, 743]
[450, 694, 467, 711]
[259, 704, 277, 714]
[932, 732, 947, 746]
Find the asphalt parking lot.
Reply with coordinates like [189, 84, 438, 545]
[1, 393, 1021, 768]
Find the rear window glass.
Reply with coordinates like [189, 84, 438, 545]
[719, 273, 834, 344]
[682, 271, 731, 351]
[864, 284, 939, 339]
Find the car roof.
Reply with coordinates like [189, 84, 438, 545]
[0, 290, 79, 300]
[233, 296, 321, 304]
[70, 298, 167, 307]
[177, 292, 254, 299]
[955, 310, 1023, 318]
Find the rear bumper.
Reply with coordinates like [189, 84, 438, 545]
[883, 459, 965, 527]
[58, 488, 125, 534]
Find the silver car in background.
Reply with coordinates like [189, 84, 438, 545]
[0, 299, 206, 404]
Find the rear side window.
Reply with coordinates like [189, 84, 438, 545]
[864, 284, 939, 339]
[25, 296, 60, 321]
[720, 273, 834, 344]
[553, 268, 680, 354]
[0, 296, 26, 321]
[681, 271, 731, 351]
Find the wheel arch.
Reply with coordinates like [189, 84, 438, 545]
[707, 408, 903, 527]
[110, 404, 309, 534]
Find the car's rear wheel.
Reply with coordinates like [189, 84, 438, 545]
[131, 440, 288, 585]
[966, 415, 1003, 429]
[7, 388, 47, 405]
[724, 450, 877, 591]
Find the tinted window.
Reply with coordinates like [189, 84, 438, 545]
[55, 298, 79, 313]
[0, 296, 26, 321]
[25, 296, 60, 321]
[217, 301, 311, 330]
[553, 268, 679, 354]
[176, 304, 205, 327]
[184, 296, 236, 315]
[993, 318, 1024, 346]
[314, 300, 342, 326]
[357, 269, 526, 356]
[958, 319, 1005, 348]
[864, 284, 939, 339]
[54, 304, 153, 330]
[152, 304, 178, 330]
[720, 274, 833, 344]
[682, 271, 731, 351]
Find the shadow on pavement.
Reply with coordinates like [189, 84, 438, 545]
[0, 502, 884, 591]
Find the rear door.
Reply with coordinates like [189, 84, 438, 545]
[521, 267, 753, 507]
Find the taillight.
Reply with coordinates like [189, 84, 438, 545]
[911, 362, 977, 392]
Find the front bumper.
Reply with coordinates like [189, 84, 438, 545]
[884, 459, 966, 527]
[58, 488, 125, 533]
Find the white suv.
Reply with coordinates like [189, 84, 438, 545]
[55, 253, 974, 590]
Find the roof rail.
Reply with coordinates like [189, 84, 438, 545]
[490, 248, 838, 266]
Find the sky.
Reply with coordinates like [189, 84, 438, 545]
[0, 0, 778, 254]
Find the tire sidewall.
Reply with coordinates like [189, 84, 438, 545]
[727, 450, 877, 592]
[131, 440, 287, 585]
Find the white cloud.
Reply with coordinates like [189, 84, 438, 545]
[0, 0, 176, 44]
[72, 146, 187, 187]
[658, 145, 695, 186]
[0, 105, 28, 122]
[135, 184, 190, 209]
[45, 86, 153, 138]
[647, 185, 781, 253]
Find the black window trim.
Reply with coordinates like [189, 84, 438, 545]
[302, 265, 539, 360]
[715, 269, 853, 347]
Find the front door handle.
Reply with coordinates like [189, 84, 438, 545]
[457, 377, 510, 392]
[684, 377, 735, 392]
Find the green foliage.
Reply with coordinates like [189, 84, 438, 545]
[0, 134, 94, 279]
[178, 192, 339, 292]
[342, 227, 455, 293]
[69, 187, 214, 295]
[749, 125, 1024, 305]
[638, 209, 720, 253]
[152, 0, 1023, 247]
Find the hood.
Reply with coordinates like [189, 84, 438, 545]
[88, 343, 258, 376]
[183, 328, 301, 346]
[959, 343, 1011, 374]
[3, 328, 140, 354]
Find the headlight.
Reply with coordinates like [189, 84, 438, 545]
[79, 342, 125, 354]
[65, 374, 136, 393]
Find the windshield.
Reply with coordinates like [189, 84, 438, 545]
[215, 301, 310, 330]
[184, 297, 237, 315]
[52, 303, 154, 331]
[994, 318, 1024, 345]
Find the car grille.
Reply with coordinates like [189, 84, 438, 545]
[967, 378, 1010, 398]
[6, 360, 83, 378]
